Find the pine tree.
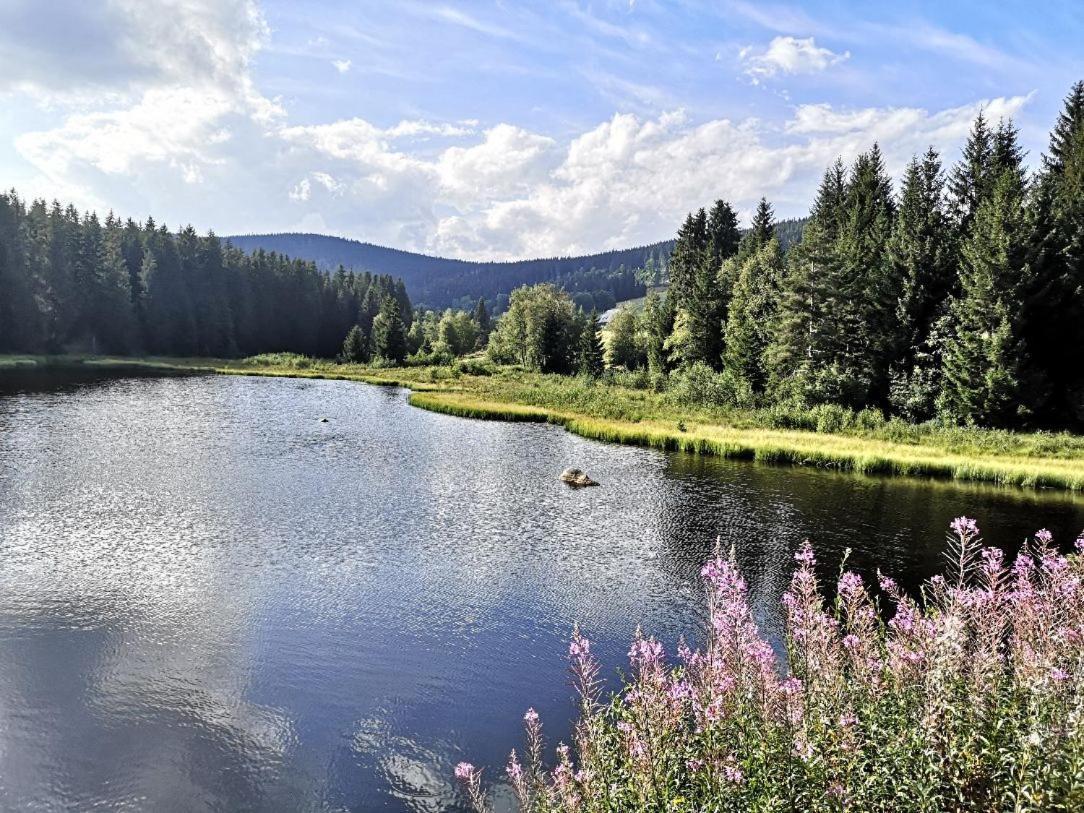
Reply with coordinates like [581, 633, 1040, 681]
[372, 296, 408, 363]
[577, 308, 605, 377]
[341, 324, 368, 363]
[940, 169, 1030, 426]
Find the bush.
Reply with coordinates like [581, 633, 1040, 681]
[809, 402, 854, 434]
[854, 406, 887, 431]
[606, 367, 651, 390]
[453, 358, 494, 376]
[763, 401, 817, 431]
[456, 521, 1084, 812]
[243, 353, 315, 369]
[666, 362, 752, 409]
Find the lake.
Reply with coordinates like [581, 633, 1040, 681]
[1, 370, 1082, 811]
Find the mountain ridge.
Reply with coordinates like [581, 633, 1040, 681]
[223, 232, 673, 310]
[224, 217, 806, 311]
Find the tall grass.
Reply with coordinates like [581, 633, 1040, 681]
[456, 521, 1084, 812]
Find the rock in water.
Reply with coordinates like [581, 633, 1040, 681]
[319, 417, 329, 423]
[560, 467, 599, 487]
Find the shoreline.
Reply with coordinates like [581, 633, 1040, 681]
[5, 354, 1084, 493]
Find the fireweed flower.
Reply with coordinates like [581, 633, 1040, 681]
[951, 516, 980, 538]
[457, 518, 1084, 813]
[454, 762, 475, 781]
[454, 762, 489, 812]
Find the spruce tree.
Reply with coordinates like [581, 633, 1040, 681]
[706, 199, 742, 270]
[949, 111, 995, 237]
[940, 169, 1031, 426]
[372, 296, 408, 363]
[723, 238, 783, 394]
[886, 149, 956, 420]
[736, 197, 776, 264]
[341, 324, 368, 363]
[577, 308, 605, 377]
[831, 144, 896, 404]
[642, 291, 676, 376]
[765, 161, 847, 402]
[766, 149, 894, 408]
[473, 297, 491, 347]
[1023, 81, 1084, 426]
[668, 208, 708, 308]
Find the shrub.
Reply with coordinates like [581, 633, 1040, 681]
[763, 401, 817, 430]
[453, 358, 495, 377]
[810, 402, 854, 434]
[456, 521, 1084, 812]
[856, 407, 886, 431]
[243, 353, 315, 369]
[667, 363, 752, 409]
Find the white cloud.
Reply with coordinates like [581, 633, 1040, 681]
[332, 58, 352, 74]
[9, 0, 281, 207]
[741, 36, 849, 81]
[437, 124, 557, 199]
[385, 120, 476, 139]
[1, 1, 1039, 263]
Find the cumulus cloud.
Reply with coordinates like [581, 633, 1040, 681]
[2, 1, 1036, 261]
[741, 36, 850, 81]
[332, 58, 352, 74]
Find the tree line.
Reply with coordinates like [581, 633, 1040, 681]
[488, 81, 1084, 431]
[0, 195, 413, 360]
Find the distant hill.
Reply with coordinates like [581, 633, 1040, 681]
[224, 216, 806, 312]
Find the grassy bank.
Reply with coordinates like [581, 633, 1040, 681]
[0, 353, 220, 374]
[6, 353, 1084, 492]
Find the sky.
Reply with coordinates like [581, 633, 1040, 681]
[0, 1, 1081, 261]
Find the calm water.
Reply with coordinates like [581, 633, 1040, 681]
[1, 370, 1082, 812]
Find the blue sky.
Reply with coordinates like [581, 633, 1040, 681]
[0, 0, 1080, 259]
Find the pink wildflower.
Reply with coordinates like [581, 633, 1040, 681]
[724, 764, 745, 784]
[951, 516, 979, 537]
[454, 762, 475, 781]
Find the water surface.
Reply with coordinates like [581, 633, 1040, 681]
[1, 370, 1082, 811]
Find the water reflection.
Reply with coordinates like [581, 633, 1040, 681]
[0, 372, 1081, 811]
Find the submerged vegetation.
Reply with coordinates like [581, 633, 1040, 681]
[456, 520, 1084, 812]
